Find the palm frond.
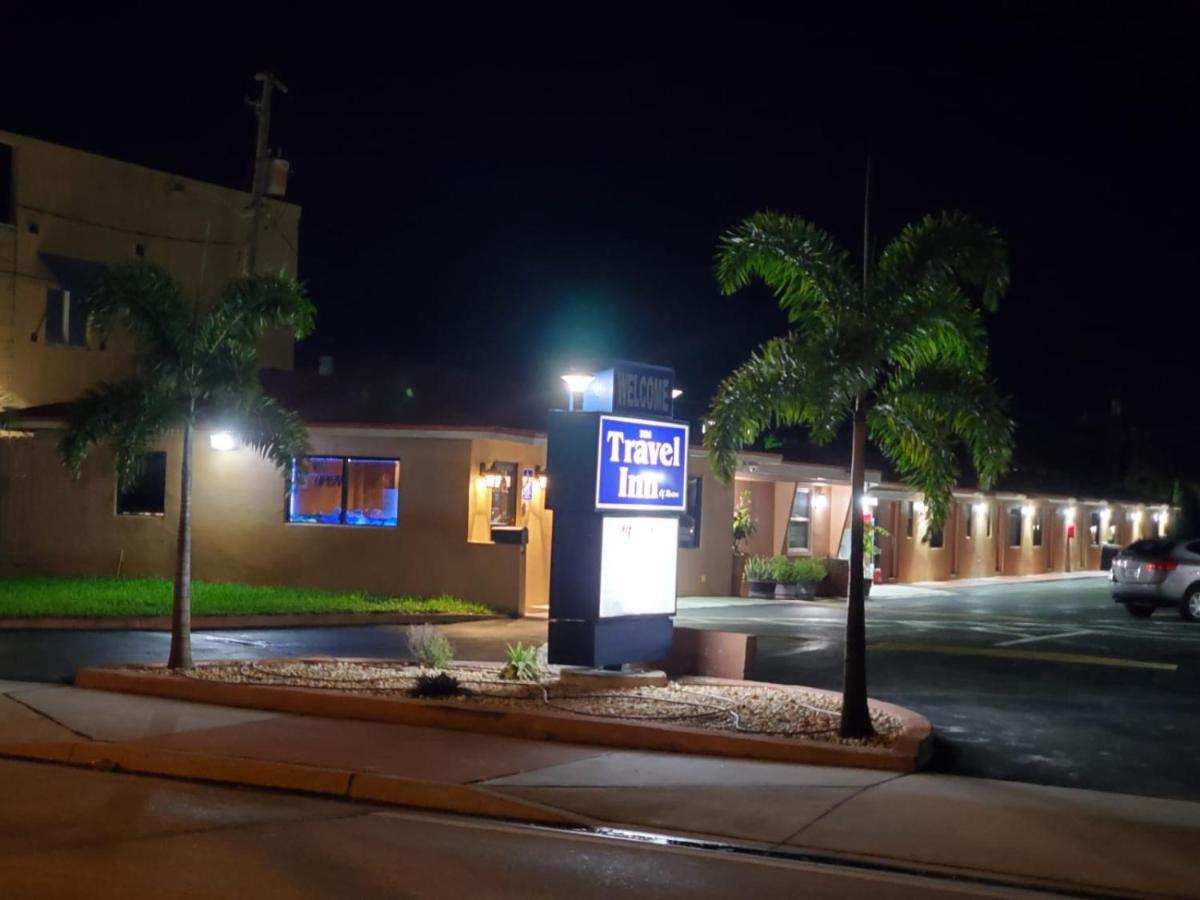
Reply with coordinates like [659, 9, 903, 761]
[881, 280, 988, 374]
[704, 335, 863, 481]
[220, 390, 310, 473]
[715, 212, 858, 325]
[203, 271, 315, 352]
[869, 366, 1013, 528]
[59, 379, 184, 487]
[873, 211, 1009, 312]
[87, 263, 190, 378]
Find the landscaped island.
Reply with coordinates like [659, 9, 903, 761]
[0, 577, 493, 618]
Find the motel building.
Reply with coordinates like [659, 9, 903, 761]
[0, 131, 1177, 615]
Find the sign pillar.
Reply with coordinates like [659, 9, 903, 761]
[545, 362, 687, 667]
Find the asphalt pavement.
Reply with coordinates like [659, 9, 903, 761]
[0, 575, 1195, 800]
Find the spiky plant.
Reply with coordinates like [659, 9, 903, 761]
[706, 210, 1012, 737]
[59, 263, 314, 670]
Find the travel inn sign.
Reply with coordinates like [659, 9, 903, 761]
[594, 415, 689, 512]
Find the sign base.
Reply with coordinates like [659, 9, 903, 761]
[548, 617, 673, 668]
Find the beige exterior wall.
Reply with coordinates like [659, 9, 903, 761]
[0, 131, 299, 408]
[676, 455, 734, 597]
[0, 426, 548, 616]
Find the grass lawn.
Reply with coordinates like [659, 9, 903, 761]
[0, 577, 495, 618]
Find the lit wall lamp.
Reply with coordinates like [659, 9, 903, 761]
[1021, 504, 1035, 517]
[1152, 511, 1163, 523]
[671, 388, 683, 400]
[972, 501, 989, 515]
[1129, 510, 1143, 523]
[535, 466, 548, 490]
[812, 492, 829, 511]
[479, 463, 505, 490]
[912, 500, 927, 514]
[209, 431, 239, 451]
[858, 494, 876, 513]
[560, 373, 595, 411]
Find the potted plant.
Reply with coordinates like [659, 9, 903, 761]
[743, 555, 776, 598]
[771, 555, 799, 599]
[791, 557, 828, 600]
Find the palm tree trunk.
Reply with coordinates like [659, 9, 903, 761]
[168, 421, 194, 670]
[840, 402, 875, 738]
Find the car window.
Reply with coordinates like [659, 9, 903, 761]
[1126, 538, 1176, 557]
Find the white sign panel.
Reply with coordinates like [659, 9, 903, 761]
[598, 516, 678, 618]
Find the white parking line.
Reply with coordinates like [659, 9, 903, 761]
[995, 629, 1093, 647]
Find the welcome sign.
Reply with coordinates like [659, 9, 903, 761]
[595, 415, 689, 511]
[582, 361, 675, 420]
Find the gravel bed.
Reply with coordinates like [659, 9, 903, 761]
[165, 659, 902, 747]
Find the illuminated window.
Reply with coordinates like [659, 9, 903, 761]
[1106, 516, 1118, 543]
[1088, 511, 1101, 546]
[787, 488, 811, 553]
[1032, 508, 1043, 547]
[489, 461, 518, 526]
[679, 476, 703, 548]
[1008, 506, 1022, 547]
[288, 456, 399, 527]
[116, 452, 166, 516]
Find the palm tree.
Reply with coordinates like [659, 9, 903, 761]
[705, 210, 1012, 738]
[59, 263, 315, 670]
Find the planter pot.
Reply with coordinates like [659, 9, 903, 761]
[746, 579, 776, 599]
[794, 581, 818, 601]
[774, 582, 798, 600]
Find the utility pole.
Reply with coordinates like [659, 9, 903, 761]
[245, 71, 287, 275]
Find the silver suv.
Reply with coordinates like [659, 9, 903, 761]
[1111, 538, 1200, 621]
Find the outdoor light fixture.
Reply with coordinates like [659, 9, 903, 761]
[1062, 505, 1077, 518]
[859, 495, 877, 512]
[535, 466, 548, 490]
[973, 502, 989, 514]
[480, 463, 505, 490]
[209, 431, 238, 451]
[913, 500, 927, 514]
[1021, 505, 1035, 517]
[813, 492, 829, 511]
[671, 388, 683, 399]
[560, 373, 595, 411]
[1129, 510, 1143, 523]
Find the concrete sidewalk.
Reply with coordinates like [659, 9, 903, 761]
[0, 679, 1196, 897]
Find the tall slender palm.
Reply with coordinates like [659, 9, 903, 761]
[705, 210, 1012, 737]
[60, 263, 315, 670]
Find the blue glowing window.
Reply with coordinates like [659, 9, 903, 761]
[287, 456, 399, 527]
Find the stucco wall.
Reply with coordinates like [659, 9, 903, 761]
[0, 130, 299, 408]
[676, 455, 734, 597]
[0, 428, 534, 615]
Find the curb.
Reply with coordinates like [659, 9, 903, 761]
[0, 739, 592, 827]
[0, 612, 504, 631]
[74, 665, 933, 772]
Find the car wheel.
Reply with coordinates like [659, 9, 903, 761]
[1125, 603, 1155, 619]
[1182, 589, 1200, 623]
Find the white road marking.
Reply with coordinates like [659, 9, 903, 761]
[995, 629, 1093, 647]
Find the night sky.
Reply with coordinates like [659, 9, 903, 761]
[6, 4, 1198, 493]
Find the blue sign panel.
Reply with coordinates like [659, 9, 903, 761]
[582, 361, 675, 420]
[595, 415, 689, 511]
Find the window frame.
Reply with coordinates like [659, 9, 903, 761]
[1008, 506, 1022, 548]
[1032, 507, 1044, 547]
[286, 454, 401, 528]
[44, 288, 89, 348]
[786, 487, 812, 555]
[115, 451, 167, 517]
[1088, 511, 1102, 547]
[488, 461, 519, 527]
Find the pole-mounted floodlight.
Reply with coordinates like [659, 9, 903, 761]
[560, 373, 595, 411]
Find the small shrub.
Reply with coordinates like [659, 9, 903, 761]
[769, 555, 798, 583]
[500, 641, 540, 681]
[407, 623, 454, 669]
[792, 557, 828, 583]
[743, 555, 775, 581]
[411, 672, 463, 699]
